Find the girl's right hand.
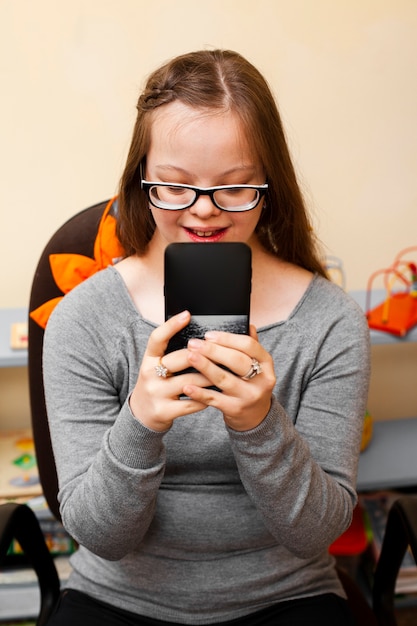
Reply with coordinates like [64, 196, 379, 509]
[129, 311, 209, 431]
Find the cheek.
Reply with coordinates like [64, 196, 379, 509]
[150, 208, 178, 230]
[235, 207, 263, 234]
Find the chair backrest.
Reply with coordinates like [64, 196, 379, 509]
[28, 199, 121, 520]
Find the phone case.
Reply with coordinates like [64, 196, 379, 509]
[164, 242, 252, 356]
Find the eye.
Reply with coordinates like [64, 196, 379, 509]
[166, 186, 188, 196]
[223, 187, 244, 195]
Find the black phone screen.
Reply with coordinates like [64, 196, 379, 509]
[164, 242, 252, 355]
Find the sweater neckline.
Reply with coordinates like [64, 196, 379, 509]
[107, 265, 320, 333]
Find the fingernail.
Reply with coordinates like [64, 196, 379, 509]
[188, 338, 203, 349]
[204, 331, 218, 341]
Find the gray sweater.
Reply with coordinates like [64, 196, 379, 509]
[43, 267, 370, 624]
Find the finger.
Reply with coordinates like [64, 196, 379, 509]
[146, 311, 191, 358]
[187, 338, 253, 378]
[155, 349, 191, 377]
[183, 383, 224, 407]
[131, 386, 208, 430]
[189, 331, 269, 380]
[152, 346, 222, 386]
[184, 369, 273, 431]
[187, 349, 245, 392]
[187, 339, 275, 396]
[147, 348, 213, 394]
[183, 380, 258, 417]
[132, 365, 210, 429]
[204, 329, 264, 360]
[168, 370, 213, 391]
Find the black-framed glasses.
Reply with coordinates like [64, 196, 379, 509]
[141, 180, 268, 212]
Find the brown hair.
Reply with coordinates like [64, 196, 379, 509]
[117, 49, 326, 277]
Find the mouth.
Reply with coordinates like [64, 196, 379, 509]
[184, 227, 227, 242]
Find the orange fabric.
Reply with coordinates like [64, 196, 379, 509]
[30, 297, 63, 330]
[30, 199, 124, 329]
[49, 253, 99, 293]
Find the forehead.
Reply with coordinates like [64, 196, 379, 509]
[148, 101, 253, 157]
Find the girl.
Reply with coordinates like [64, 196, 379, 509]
[44, 49, 370, 625]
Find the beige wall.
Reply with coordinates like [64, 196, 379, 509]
[1, 0, 416, 428]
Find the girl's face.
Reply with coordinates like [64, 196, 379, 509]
[145, 101, 265, 251]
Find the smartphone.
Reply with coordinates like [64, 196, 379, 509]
[164, 242, 252, 365]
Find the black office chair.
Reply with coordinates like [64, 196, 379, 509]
[1, 198, 417, 626]
[0, 198, 122, 625]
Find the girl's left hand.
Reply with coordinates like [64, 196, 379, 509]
[183, 325, 276, 431]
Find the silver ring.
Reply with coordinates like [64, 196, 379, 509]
[241, 358, 262, 380]
[155, 357, 172, 379]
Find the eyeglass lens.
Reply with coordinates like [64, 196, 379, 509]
[148, 185, 260, 211]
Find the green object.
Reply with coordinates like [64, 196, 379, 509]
[12, 453, 36, 470]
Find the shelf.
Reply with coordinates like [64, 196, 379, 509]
[348, 289, 417, 492]
[357, 416, 417, 491]
[0, 308, 28, 367]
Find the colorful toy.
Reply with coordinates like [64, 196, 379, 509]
[366, 246, 417, 337]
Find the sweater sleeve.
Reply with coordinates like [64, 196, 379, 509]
[43, 274, 167, 561]
[227, 290, 371, 559]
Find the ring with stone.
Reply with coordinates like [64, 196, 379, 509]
[241, 358, 262, 381]
[155, 357, 172, 379]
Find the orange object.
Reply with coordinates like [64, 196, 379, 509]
[360, 410, 373, 452]
[30, 198, 124, 329]
[367, 292, 417, 337]
[366, 247, 417, 337]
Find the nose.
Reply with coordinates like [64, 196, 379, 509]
[188, 194, 221, 219]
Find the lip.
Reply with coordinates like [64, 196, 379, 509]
[183, 227, 228, 242]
